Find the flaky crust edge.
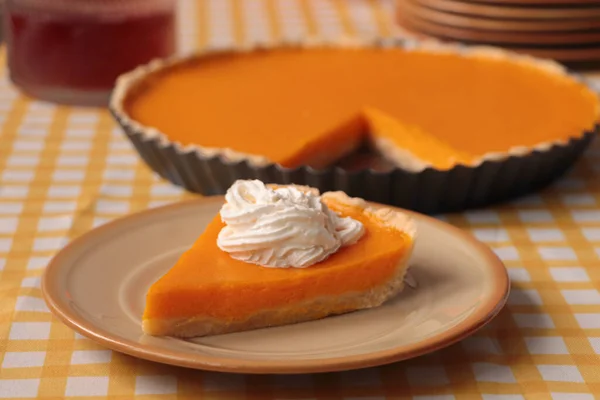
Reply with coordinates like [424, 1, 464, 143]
[142, 190, 416, 338]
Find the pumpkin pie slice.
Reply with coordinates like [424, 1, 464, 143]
[142, 187, 416, 338]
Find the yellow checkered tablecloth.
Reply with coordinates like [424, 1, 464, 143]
[1, 0, 600, 399]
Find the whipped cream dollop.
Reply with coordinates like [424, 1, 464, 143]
[217, 180, 365, 268]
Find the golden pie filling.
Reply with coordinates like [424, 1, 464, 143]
[122, 47, 599, 171]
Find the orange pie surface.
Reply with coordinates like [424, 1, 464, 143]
[142, 192, 415, 337]
[124, 47, 598, 170]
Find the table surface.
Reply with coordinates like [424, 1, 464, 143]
[2, 1, 600, 399]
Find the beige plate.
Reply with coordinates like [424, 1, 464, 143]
[42, 197, 509, 374]
[415, 0, 600, 19]
[397, 16, 600, 62]
[464, 0, 600, 4]
[397, 13, 600, 45]
[398, 0, 600, 31]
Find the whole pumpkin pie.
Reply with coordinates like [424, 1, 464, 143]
[143, 180, 416, 337]
[112, 44, 598, 172]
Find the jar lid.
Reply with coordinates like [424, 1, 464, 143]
[6, 0, 175, 16]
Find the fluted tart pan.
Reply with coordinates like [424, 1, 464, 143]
[109, 38, 599, 214]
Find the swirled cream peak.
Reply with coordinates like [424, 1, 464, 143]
[217, 180, 365, 268]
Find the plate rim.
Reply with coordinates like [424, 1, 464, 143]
[42, 196, 510, 374]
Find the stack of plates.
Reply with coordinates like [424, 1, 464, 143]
[395, 0, 600, 63]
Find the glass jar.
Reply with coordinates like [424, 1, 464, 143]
[3, 0, 176, 106]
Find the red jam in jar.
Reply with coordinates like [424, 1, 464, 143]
[4, 0, 176, 106]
